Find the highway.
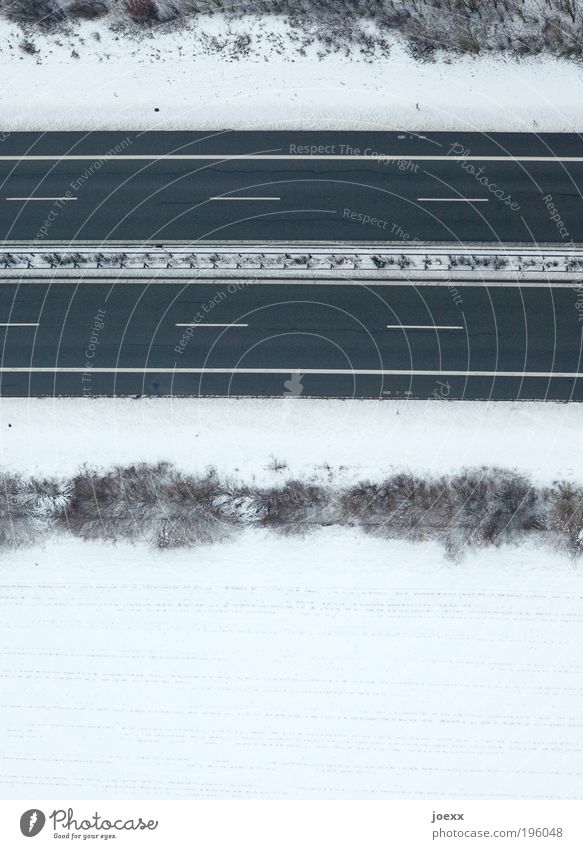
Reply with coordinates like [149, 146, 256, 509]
[0, 131, 582, 243]
[1, 131, 582, 399]
[0, 279, 580, 400]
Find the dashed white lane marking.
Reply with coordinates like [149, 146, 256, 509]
[209, 196, 280, 201]
[417, 198, 488, 203]
[5, 197, 77, 202]
[0, 368, 579, 378]
[386, 325, 464, 331]
[175, 323, 249, 328]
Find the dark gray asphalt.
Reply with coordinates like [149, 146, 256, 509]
[0, 279, 580, 400]
[0, 131, 583, 243]
[1, 132, 582, 399]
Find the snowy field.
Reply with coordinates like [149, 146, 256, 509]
[0, 398, 582, 799]
[1, 16, 583, 132]
[1, 533, 582, 800]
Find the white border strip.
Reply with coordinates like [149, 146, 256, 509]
[0, 368, 579, 378]
[1, 154, 583, 162]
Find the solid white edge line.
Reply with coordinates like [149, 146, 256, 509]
[1, 154, 583, 162]
[386, 325, 464, 330]
[0, 279, 579, 289]
[0, 368, 579, 377]
[175, 323, 249, 327]
[0, 323, 38, 327]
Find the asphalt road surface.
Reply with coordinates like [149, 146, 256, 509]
[0, 279, 580, 399]
[0, 131, 583, 243]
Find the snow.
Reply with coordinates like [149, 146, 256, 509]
[1, 5, 582, 803]
[0, 397, 581, 487]
[4, 245, 583, 280]
[1, 16, 583, 131]
[0, 531, 581, 800]
[0, 398, 582, 798]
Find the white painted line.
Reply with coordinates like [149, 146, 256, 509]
[175, 323, 248, 328]
[0, 367, 579, 378]
[2, 279, 581, 289]
[5, 197, 77, 202]
[417, 197, 488, 203]
[0, 323, 38, 327]
[0, 154, 582, 163]
[209, 196, 280, 201]
[386, 325, 464, 330]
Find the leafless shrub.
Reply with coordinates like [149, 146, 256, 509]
[341, 472, 455, 544]
[65, 0, 108, 18]
[545, 480, 583, 553]
[447, 467, 545, 551]
[0, 473, 69, 548]
[125, 0, 158, 20]
[58, 462, 233, 547]
[341, 467, 548, 557]
[0, 463, 579, 558]
[260, 480, 333, 535]
[266, 456, 288, 472]
[6, 0, 64, 24]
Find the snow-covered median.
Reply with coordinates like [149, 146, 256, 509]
[4, 245, 583, 280]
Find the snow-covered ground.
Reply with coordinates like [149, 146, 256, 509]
[1, 532, 582, 800]
[0, 397, 582, 486]
[1, 16, 583, 131]
[0, 398, 581, 798]
[2, 0, 582, 803]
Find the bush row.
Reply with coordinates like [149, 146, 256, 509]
[1, 462, 582, 556]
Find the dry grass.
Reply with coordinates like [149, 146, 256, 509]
[3, 0, 583, 60]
